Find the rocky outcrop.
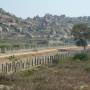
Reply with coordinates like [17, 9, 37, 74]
[0, 8, 90, 40]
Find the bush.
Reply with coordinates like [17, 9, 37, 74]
[73, 53, 88, 61]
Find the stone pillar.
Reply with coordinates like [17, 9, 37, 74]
[45, 56, 47, 64]
[42, 56, 44, 64]
[34, 57, 37, 66]
[36, 58, 39, 66]
[1, 64, 4, 73]
[5, 63, 8, 73]
[31, 59, 34, 66]
[39, 57, 41, 65]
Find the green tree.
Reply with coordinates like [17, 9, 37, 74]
[76, 39, 87, 50]
[72, 23, 88, 39]
[72, 23, 89, 50]
[84, 28, 90, 39]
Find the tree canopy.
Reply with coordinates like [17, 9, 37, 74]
[76, 39, 88, 50]
[72, 23, 89, 50]
[72, 23, 90, 40]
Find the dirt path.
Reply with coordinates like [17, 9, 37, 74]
[0, 48, 58, 63]
[0, 45, 90, 63]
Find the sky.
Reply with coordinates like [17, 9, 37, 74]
[0, 0, 90, 18]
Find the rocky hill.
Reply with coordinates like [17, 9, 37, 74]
[0, 8, 90, 40]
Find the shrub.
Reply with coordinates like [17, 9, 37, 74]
[73, 53, 88, 61]
[0, 73, 15, 82]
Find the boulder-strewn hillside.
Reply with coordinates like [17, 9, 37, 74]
[0, 8, 90, 40]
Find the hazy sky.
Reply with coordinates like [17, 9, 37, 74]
[0, 0, 90, 18]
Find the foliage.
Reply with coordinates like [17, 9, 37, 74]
[76, 39, 87, 46]
[0, 44, 20, 53]
[1, 58, 90, 90]
[72, 23, 88, 39]
[75, 38, 88, 50]
[72, 23, 89, 50]
[83, 27, 90, 40]
[0, 44, 11, 53]
[73, 53, 88, 61]
[12, 44, 20, 48]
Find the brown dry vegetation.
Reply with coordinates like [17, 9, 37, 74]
[0, 57, 90, 90]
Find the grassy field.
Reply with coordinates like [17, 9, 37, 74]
[0, 56, 90, 90]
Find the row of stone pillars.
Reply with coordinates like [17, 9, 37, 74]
[0, 50, 82, 74]
[1, 54, 56, 74]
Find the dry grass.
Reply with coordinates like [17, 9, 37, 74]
[0, 58, 90, 90]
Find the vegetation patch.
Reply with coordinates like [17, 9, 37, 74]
[73, 53, 88, 61]
[0, 53, 90, 90]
